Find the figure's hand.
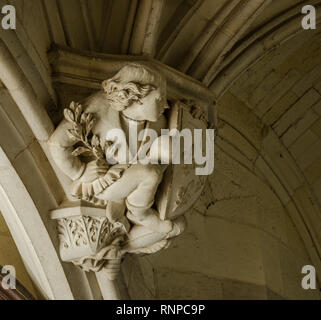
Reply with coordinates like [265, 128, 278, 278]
[102, 165, 127, 186]
[79, 160, 109, 183]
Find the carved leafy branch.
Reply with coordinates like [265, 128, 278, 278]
[64, 102, 109, 166]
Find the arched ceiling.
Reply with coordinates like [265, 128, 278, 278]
[215, 22, 321, 276]
[1, 0, 321, 296]
[38, 0, 306, 68]
[8, 0, 319, 98]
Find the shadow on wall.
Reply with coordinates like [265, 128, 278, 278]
[121, 147, 321, 300]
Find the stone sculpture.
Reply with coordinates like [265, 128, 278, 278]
[49, 64, 209, 279]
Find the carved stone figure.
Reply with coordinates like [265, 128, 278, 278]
[49, 64, 208, 279]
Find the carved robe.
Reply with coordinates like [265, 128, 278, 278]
[49, 90, 167, 205]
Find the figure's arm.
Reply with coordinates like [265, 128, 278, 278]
[48, 119, 86, 181]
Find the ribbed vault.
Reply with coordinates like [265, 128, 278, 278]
[0, 0, 321, 299]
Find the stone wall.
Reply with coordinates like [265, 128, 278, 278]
[1, 0, 320, 300]
[121, 144, 320, 299]
[120, 26, 321, 301]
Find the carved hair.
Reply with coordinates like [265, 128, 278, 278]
[102, 64, 166, 111]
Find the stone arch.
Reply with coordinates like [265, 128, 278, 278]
[0, 39, 102, 299]
[210, 1, 321, 96]
[0, 86, 73, 298]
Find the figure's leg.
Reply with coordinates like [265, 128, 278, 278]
[125, 200, 173, 234]
[95, 163, 164, 204]
[121, 215, 187, 254]
[96, 164, 172, 233]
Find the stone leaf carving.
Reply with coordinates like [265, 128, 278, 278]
[57, 214, 127, 279]
[64, 102, 110, 167]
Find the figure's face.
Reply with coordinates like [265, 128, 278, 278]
[123, 87, 166, 122]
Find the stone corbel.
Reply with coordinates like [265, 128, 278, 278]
[48, 46, 217, 125]
[48, 49, 216, 297]
[51, 202, 129, 280]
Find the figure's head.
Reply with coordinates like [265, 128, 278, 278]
[102, 64, 167, 122]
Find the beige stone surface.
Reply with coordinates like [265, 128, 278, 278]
[262, 91, 298, 126]
[125, 143, 319, 299]
[156, 268, 223, 300]
[273, 89, 320, 137]
[288, 130, 319, 159]
[1, 0, 321, 301]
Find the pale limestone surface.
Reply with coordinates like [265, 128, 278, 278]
[124, 147, 320, 300]
[0, 0, 320, 300]
[48, 63, 211, 288]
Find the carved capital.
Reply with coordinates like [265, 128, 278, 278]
[51, 204, 128, 280]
